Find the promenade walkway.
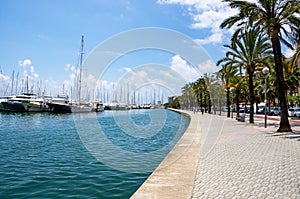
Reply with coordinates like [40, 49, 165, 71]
[132, 110, 300, 198]
[192, 113, 300, 198]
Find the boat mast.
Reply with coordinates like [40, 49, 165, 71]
[11, 70, 14, 95]
[15, 72, 19, 95]
[78, 35, 84, 104]
[26, 76, 29, 93]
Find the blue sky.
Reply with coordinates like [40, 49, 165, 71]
[2, 0, 288, 102]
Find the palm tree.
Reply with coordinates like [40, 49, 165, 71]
[221, 0, 300, 131]
[231, 75, 247, 117]
[203, 73, 218, 114]
[218, 27, 272, 123]
[218, 60, 239, 117]
[290, 42, 300, 68]
[254, 67, 277, 111]
[181, 83, 196, 110]
[193, 78, 207, 111]
[284, 58, 300, 95]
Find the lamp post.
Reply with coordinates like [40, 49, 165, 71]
[230, 87, 234, 118]
[262, 67, 270, 128]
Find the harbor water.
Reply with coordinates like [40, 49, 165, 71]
[0, 109, 189, 198]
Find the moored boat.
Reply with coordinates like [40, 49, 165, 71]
[22, 98, 50, 112]
[92, 101, 104, 112]
[47, 95, 71, 113]
[1, 93, 36, 112]
[0, 96, 14, 111]
[69, 35, 94, 113]
[105, 101, 129, 110]
[70, 104, 93, 113]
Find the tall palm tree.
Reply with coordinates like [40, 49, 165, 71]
[218, 60, 239, 117]
[221, 0, 300, 131]
[218, 27, 272, 123]
[231, 75, 247, 117]
[193, 78, 207, 110]
[203, 73, 218, 114]
[181, 83, 196, 110]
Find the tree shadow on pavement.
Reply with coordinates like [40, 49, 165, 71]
[269, 131, 300, 141]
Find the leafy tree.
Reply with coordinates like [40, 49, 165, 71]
[221, 0, 300, 132]
[218, 59, 239, 117]
[284, 57, 300, 95]
[218, 27, 272, 123]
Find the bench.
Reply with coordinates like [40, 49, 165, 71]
[236, 114, 245, 122]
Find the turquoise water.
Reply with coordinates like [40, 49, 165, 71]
[0, 109, 189, 198]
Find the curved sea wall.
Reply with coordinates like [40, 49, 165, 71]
[131, 108, 202, 199]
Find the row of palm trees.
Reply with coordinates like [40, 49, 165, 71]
[178, 0, 299, 132]
[220, 0, 300, 132]
[179, 74, 225, 115]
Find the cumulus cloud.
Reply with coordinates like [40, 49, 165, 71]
[198, 59, 218, 74]
[18, 59, 32, 67]
[121, 67, 133, 73]
[65, 63, 78, 73]
[0, 73, 10, 82]
[170, 54, 200, 82]
[157, 0, 238, 44]
[0, 73, 10, 94]
[18, 59, 39, 79]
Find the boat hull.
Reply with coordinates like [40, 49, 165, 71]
[1, 101, 26, 112]
[47, 103, 71, 113]
[22, 102, 49, 112]
[71, 105, 92, 113]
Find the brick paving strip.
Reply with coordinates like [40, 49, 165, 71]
[131, 109, 300, 198]
[193, 114, 300, 199]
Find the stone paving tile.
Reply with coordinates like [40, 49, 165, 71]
[192, 115, 300, 198]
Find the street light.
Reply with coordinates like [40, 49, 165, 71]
[262, 67, 270, 128]
[230, 87, 234, 118]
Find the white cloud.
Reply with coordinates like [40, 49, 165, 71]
[121, 67, 133, 73]
[198, 59, 218, 74]
[0, 73, 9, 82]
[18, 59, 39, 79]
[0, 73, 10, 94]
[69, 73, 76, 80]
[65, 63, 71, 71]
[65, 63, 78, 73]
[18, 59, 32, 67]
[170, 54, 200, 82]
[157, 0, 238, 44]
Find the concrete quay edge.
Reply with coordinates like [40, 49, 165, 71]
[131, 108, 201, 199]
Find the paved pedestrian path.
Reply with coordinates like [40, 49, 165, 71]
[192, 113, 300, 198]
[131, 110, 300, 198]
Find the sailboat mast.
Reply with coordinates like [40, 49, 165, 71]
[26, 76, 29, 93]
[15, 72, 19, 95]
[11, 70, 14, 95]
[78, 35, 84, 104]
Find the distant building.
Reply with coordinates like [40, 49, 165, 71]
[168, 96, 177, 104]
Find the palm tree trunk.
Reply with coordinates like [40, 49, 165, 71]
[248, 70, 254, 123]
[236, 89, 240, 117]
[226, 88, 230, 117]
[271, 32, 292, 132]
[200, 93, 203, 110]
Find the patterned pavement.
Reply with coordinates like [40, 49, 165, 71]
[192, 114, 300, 199]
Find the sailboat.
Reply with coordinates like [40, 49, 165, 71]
[70, 35, 93, 113]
